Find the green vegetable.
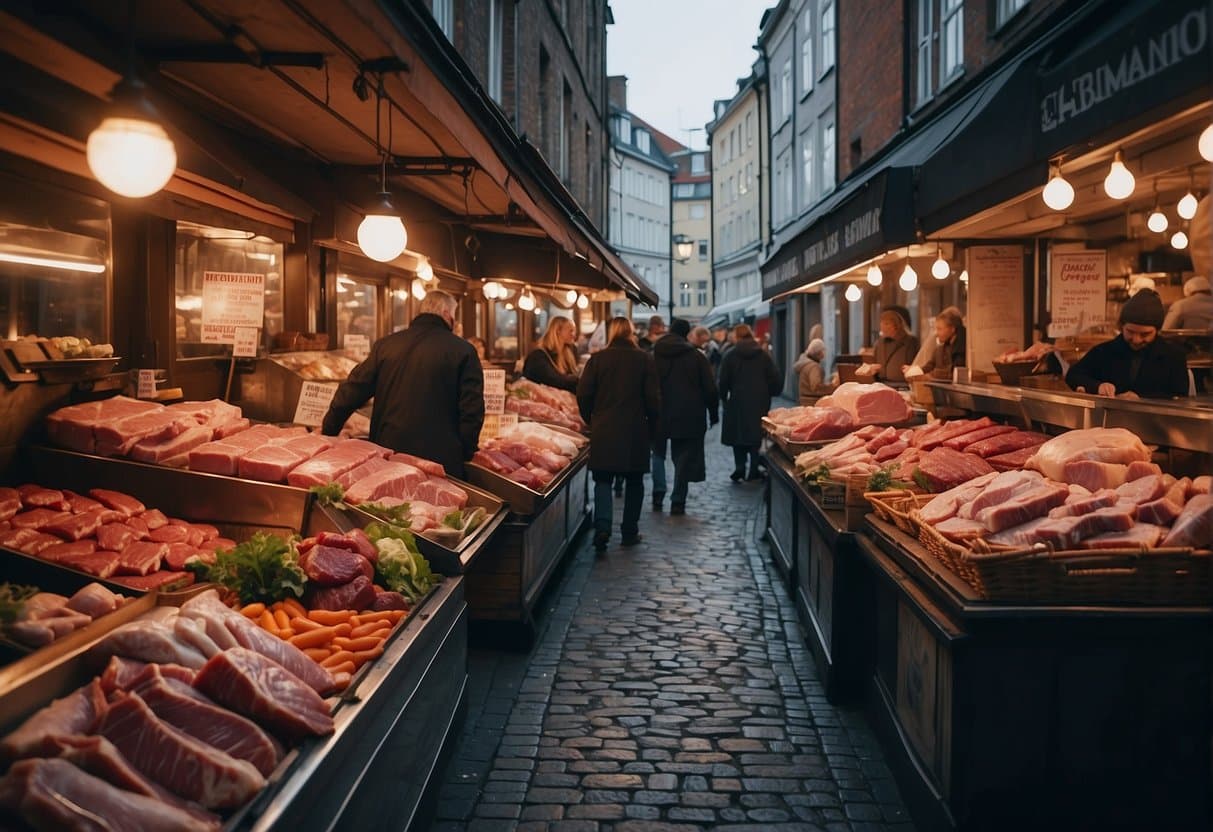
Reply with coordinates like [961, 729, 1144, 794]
[802, 463, 831, 485]
[442, 509, 464, 530]
[187, 532, 306, 604]
[912, 468, 934, 493]
[360, 501, 413, 528]
[867, 465, 913, 493]
[310, 482, 347, 508]
[367, 524, 438, 601]
[0, 583, 38, 625]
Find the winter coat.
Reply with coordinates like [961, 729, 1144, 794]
[793, 355, 824, 404]
[577, 337, 661, 473]
[653, 334, 719, 440]
[1066, 335, 1189, 398]
[872, 334, 920, 383]
[719, 336, 782, 448]
[921, 328, 967, 375]
[1163, 292, 1213, 330]
[522, 347, 579, 392]
[322, 313, 485, 478]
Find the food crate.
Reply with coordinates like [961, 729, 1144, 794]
[865, 490, 932, 536]
[991, 359, 1043, 385]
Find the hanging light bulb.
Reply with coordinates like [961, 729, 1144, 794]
[483, 281, 501, 299]
[564, 289, 578, 305]
[576, 293, 590, 310]
[411, 277, 427, 300]
[1171, 229, 1189, 250]
[358, 80, 408, 262]
[416, 260, 434, 282]
[1103, 150, 1135, 200]
[1177, 191, 1199, 220]
[898, 263, 918, 292]
[517, 288, 536, 311]
[958, 270, 969, 284]
[88, 107, 177, 198]
[1041, 162, 1074, 211]
[1200, 124, 1213, 162]
[931, 246, 949, 280]
[1147, 195, 1169, 233]
[505, 302, 515, 311]
[866, 264, 883, 286]
[844, 283, 862, 302]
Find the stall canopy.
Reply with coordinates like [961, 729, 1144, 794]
[702, 292, 767, 329]
[0, 0, 654, 304]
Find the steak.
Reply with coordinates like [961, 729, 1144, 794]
[966, 430, 1052, 459]
[188, 441, 244, 476]
[17, 485, 68, 510]
[913, 448, 995, 493]
[390, 452, 446, 477]
[472, 449, 519, 474]
[911, 418, 988, 450]
[975, 483, 1071, 533]
[286, 439, 387, 488]
[336, 455, 395, 490]
[59, 550, 121, 578]
[65, 583, 124, 618]
[0, 679, 106, 763]
[1126, 460, 1163, 481]
[279, 433, 336, 457]
[0, 487, 19, 521]
[1136, 498, 1183, 526]
[935, 516, 988, 543]
[1115, 474, 1168, 506]
[39, 539, 98, 563]
[1031, 506, 1136, 549]
[95, 410, 198, 458]
[1161, 494, 1212, 549]
[139, 508, 169, 530]
[788, 407, 855, 441]
[16, 531, 63, 554]
[90, 488, 146, 518]
[238, 444, 308, 482]
[413, 477, 469, 509]
[10, 508, 71, 530]
[148, 524, 190, 544]
[303, 545, 369, 586]
[131, 425, 215, 464]
[1048, 489, 1120, 519]
[43, 507, 109, 541]
[307, 573, 376, 613]
[987, 517, 1053, 549]
[827, 382, 911, 425]
[116, 540, 167, 575]
[957, 470, 1043, 520]
[193, 647, 335, 740]
[941, 424, 1017, 451]
[987, 444, 1046, 472]
[1062, 460, 1128, 491]
[98, 521, 138, 551]
[344, 462, 427, 504]
[101, 656, 196, 694]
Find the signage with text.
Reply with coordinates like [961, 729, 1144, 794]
[201, 271, 265, 344]
[136, 370, 157, 400]
[1049, 251, 1107, 337]
[483, 368, 507, 415]
[481, 412, 519, 441]
[232, 326, 260, 358]
[967, 246, 1026, 372]
[293, 381, 338, 427]
[344, 334, 370, 362]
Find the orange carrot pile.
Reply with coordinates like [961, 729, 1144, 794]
[238, 599, 406, 690]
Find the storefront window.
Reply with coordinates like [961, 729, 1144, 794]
[390, 281, 411, 332]
[174, 222, 283, 358]
[336, 275, 378, 349]
[0, 174, 108, 343]
[492, 301, 519, 361]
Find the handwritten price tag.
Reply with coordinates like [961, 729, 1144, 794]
[232, 327, 260, 358]
[481, 412, 519, 440]
[345, 334, 370, 361]
[483, 368, 507, 415]
[136, 370, 157, 400]
[293, 381, 338, 427]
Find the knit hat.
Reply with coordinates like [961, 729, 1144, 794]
[806, 338, 826, 360]
[1184, 276, 1210, 296]
[1128, 275, 1156, 297]
[882, 305, 913, 331]
[670, 318, 691, 337]
[1119, 288, 1165, 329]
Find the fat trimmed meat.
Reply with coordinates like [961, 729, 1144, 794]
[193, 647, 335, 741]
[913, 448, 995, 493]
[92, 619, 208, 669]
[1161, 494, 1212, 549]
[975, 482, 1071, 532]
[0, 679, 106, 763]
[1062, 460, 1128, 491]
[1081, 524, 1166, 550]
[1026, 427, 1151, 480]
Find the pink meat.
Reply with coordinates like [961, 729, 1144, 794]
[167, 399, 243, 429]
[95, 411, 198, 458]
[43, 508, 109, 541]
[62, 490, 105, 515]
[17, 532, 63, 554]
[111, 571, 195, 591]
[987, 517, 1053, 549]
[507, 467, 546, 490]
[307, 574, 376, 612]
[1191, 476, 1212, 496]
[193, 647, 335, 740]
[188, 442, 244, 476]
[495, 441, 533, 466]
[238, 444, 308, 483]
[200, 537, 237, 552]
[17, 485, 68, 510]
[165, 543, 203, 571]
[1115, 474, 1168, 506]
[214, 418, 251, 439]
[39, 539, 98, 563]
[1080, 524, 1165, 549]
[148, 523, 189, 544]
[101, 657, 196, 694]
[913, 418, 989, 450]
[1135, 498, 1183, 526]
[286, 439, 386, 488]
[1032, 506, 1136, 549]
[530, 448, 571, 473]
[472, 449, 519, 474]
[130, 425, 215, 464]
[874, 439, 909, 462]
[125, 515, 150, 538]
[390, 452, 446, 477]
[966, 431, 1052, 459]
[58, 551, 120, 578]
[90, 488, 146, 518]
[913, 448, 995, 492]
[302, 545, 368, 586]
[935, 516, 988, 543]
[1048, 489, 1120, 519]
[828, 382, 911, 425]
[987, 444, 1046, 472]
[278, 433, 336, 457]
[414, 477, 470, 509]
[10, 508, 71, 530]
[863, 427, 902, 454]
[140, 508, 169, 530]
[65, 583, 124, 618]
[344, 462, 427, 504]
[941, 424, 1016, 451]
[0, 487, 19, 521]
[957, 470, 1043, 519]
[116, 541, 167, 575]
[1126, 460, 1163, 481]
[1062, 460, 1128, 491]
[975, 482, 1071, 533]
[336, 456, 395, 490]
[0, 679, 106, 762]
[1161, 494, 1213, 549]
[789, 407, 855, 441]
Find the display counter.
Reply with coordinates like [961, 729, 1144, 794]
[234, 351, 360, 423]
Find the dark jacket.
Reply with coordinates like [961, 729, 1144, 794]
[522, 347, 578, 392]
[1066, 335, 1189, 398]
[921, 328, 967, 375]
[321, 313, 485, 477]
[576, 337, 660, 473]
[653, 333, 719, 440]
[872, 334, 920, 383]
[719, 336, 782, 448]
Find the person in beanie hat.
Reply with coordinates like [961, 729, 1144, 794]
[1066, 289, 1189, 398]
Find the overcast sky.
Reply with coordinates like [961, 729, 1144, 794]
[606, 0, 773, 150]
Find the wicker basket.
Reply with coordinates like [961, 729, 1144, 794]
[865, 490, 932, 536]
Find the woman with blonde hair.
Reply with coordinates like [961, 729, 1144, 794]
[523, 315, 579, 391]
[577, 317, 660, 552]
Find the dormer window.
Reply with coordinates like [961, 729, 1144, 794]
[634, 129, 651, 154]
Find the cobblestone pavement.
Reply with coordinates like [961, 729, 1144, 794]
[429, 424, 914, 831]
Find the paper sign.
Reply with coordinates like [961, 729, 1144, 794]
[136, 370, 157, 400]
[293, 381, 338, 427]
[232, 326, 260, 358]
[483, 368, 507, 415]
[481, 412, 518, 440]
[345, 334, 371, 361]
[1048, 250, 1107, 337]
[201, 271, 265, 344]
[966, 245, 1026, 372]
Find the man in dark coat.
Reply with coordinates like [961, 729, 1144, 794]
[1066, 289, 1189, 398]
[719, 323, 782, 481]
[651, 319, 719, 515]
[321, 290, 485, 477]
[637, 315, 666, 352]
[577, 318, 661, 551]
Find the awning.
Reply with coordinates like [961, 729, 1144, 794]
[702, 292, 767, 328]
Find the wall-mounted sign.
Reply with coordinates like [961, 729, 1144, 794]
[1049, 250, 1107, 337]
[201, 271, 265, 344]
[967, 245, 1025, 372]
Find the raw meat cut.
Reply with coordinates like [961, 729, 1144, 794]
[1032, 506, 1136, 549]
[788, 407, 855, 441]
[140, 508, 169, 530]
[214, 417, 251, 438]
[472, 449, 520, 474]
[1083, 524, 1166, 549]
[918, 472, 1002, 525]
[10, 508, 71, 530]
[131, 425, 215, 464]
[92, 619, 208, 668]
[46, 396, 161, 453]
[63, 490, 106, 514]
[286, 439, 388, 488]
[165, 542, 203, 571]
[372, 590, 410, 610]
[1062, 460, 1128, 491]
[239, 444, 307, 482]
[414, 477, 469, 509]
[59, 550, 121, 578]
[65, 582, 124, 618]
[132, 664, 282, 776]
[1026, 428, 1151, 481]
[874, 440, 909, 462]
[987, 517, 1053, 548]
[189, 441, 244, 476]
[391, 452, 446, 477]
[344, 462, 427, 504]
[913, 448, 995, 492]
[176, 592, 241, 651]
[17, 484, 68, 509]
[966, 431, 1052, 459]
[1048, 489, 1120, 519]
[957, 470, 1044, 520]
[0, 679, 106, 762]
[95, 410, 198, 457]
[529, 447, 571, 473]
[975, 483, 1071, 533]
[303, 545, 368, 586]
[987, 444, 1046, 472]
[117, 540, 167, 575]
[191, 523, 220, 541]
[1161, 494, 1212, 549]
[200, 536, 237, 552]
[90, 488, 146, 517]
[43, 507, 109, 541]
[917, 418, 996, 451]
[16, 531, 62, 554]
[1115, 475, 1168, 506]
[825, 382, 911, 425]
[278, 433, 335, 457]
[941, 424, 1016, 451]
[336, 456, 394, 489]
[39, 539, 97, 562]
[167, 398, 243, 431]
[0, 757, 220, 832]
[1191, 476, 1212, 495]
[863, 426, 900, 454]
[124, 515, 149, 538]
[193, 647, 335, 740]
[101, 656, 196, 694]
[98, 521, 138, 551]
[1126, 460, 1163, 481]
[111, 570, 195, 591]
[98, 691, 266, 809]
[148, 523, 189, 544]
[173, 616, 222, 658]
[935, 516, 989, 542]
[0, 487, 19, 521]
[307, 573, 376, 613]
[1135, 498, 1182, 526]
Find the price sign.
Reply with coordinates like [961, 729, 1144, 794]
[201, 271, 265, 344]
[483, 368, 507, 415]
[345, 334, 371, 362]
[1048, 250, 1107, 337]
[293, 381, 338, 427]
[232, 326, 260, 358]
[136, 369, 157, 400]
[967, 245, 1025, 371]
[481, 412, 519, 440]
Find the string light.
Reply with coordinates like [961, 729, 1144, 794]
[898, 263, 918, 292]
[931, 246, 949, 280]
[866, 264, 883, 286]
[1041, 162, 1074, 211]
[844, 284, 862, 302]
[1177, 191, 1199, 220]
[1171, 229, 1189, 250]
[1103, 150, 1135, 200]
[1147, 205, 1168, 233]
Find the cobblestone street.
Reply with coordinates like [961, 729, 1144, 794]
[430, 425, 914, 831]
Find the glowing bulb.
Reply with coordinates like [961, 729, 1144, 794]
[576, 293, 590, 310]
[931, 256, 950, 280]
[1171, 230, 1189, 250]
[898, 264, 918, 292]
[565, 289, 578, 305]
[1147, 209, 1168, 233]
[416, 260, 434, 282]
[866, 264, 883, 286]
[1200, 124, 1213, 162]
[87, 117, 177, 198]
[483, 281, 501, 299]
[505, 302, 514, 310]
[518, 289, 536, 311]
[844, 283, 862, 302]
[958, 270, 969, 283]
[1177, 191, 1199, 220]
[357, 194, 408, 262]
[1103, 151, 1135, 200]
[1041, 167, 1074, 211]
[411, 278, 427, 300]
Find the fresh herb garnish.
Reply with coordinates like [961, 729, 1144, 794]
[187, 532, 306, 604]
[0, 583, 38, 625]
[309, 482, 347, 508]
[867, 465, 913, 493]
[364, 522, 438, 601]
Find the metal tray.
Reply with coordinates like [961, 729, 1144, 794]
[0, 544, 174, 600]
[19, 357, 121, 383]
[465, 451, 589, 517]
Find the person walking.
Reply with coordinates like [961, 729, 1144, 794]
[523, 315, 580, 392]
[322, 290, 484, 478]
[719, 323, 782, 482]
[651, 319, 719, 515]
[792, 338, 827, 404]
[577, 317, 660, 552]
[638, 315, 666, 351]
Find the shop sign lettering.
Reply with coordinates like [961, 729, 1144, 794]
[201, 270, 265, 344]
[1049, 250, 1107, 337]
[1041, 9, 1208, 133]
[843, 208, 881, 249]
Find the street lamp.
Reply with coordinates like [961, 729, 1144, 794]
[671, 234, 693, 320]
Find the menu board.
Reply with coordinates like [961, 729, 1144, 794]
[293, 381, 338, 427]
[201, 271, 265, 344]
[966, 245, 1025, 372]
[483, 368, 506, 415]
[1048, 250, 1107, 337]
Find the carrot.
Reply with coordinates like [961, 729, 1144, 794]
[331, 671, 352, 690]
[304, 647, 330, 662]
[307, 609, 355, 626]
[351, 646, 384, 665]
[258, 610, 276, 631]
[282, 598, 308, 619]
[241, 602, 267, 618]
[335, 636, 383, 652]
[349, 620, 392, 639]
[272, 609, 292, 631]
[290, 616, 324, 633]
[354, 610, 403, 624]
[322, 650, 355, 669]
[333, 623, 353, 638]
[289, 626, 340, 649]
[327, 660, 356, 677]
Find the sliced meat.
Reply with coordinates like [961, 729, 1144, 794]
[16, 531, 63, 555]
[966, 431, 1052, 459]
[238, 444, 308, 483]
[1048, 489, 1120, 519]
[0, 487, 21, 521]
[37, 539, 98, 564]
[194, 647, 335, 741]
[111, 571, 195, 591]
[64, 583, 124, 618]
[344, 462, 427, 504]
[913, 448, 996, 493]
[59, 550, 121, 578]
[1115, 474, 1168, 506]
[89, 488, 146, 518]
[116, 540, 167, 575]
[0, 679, 106, 762]
[188, 441, 244, 476]
[987, 443, 1046, 472]
[10, 508, 72, 530]
[935, 516, 989, 543]
[139, 508, 169, 530]
[130, 425, 215, 464]
[390, 452, 446, 477]
[912, 418, 991, 450]
[975, 483, 1071, 533]
[165, 542, 204, 571]
[336, 456, 394, 489]
[173, 616, 222, 659]
[307, 573, 376, 612]
[1191, 476, 1212, 496]
[413, 477, 470, 509]
[286, 439, 387, 488]
[213, 417, 251, 439]
[125, 515, 150, 538]
[1161, 494, 1213, 549]
[191, 523, 219, 542]
[101, 656, 196, 694]
[1062, 460, 1128, 491]
[43, 507, 109, 541]
[957, 470, 1044, 520]
[62, 490, 106, 514]
[98, 521, 138, 552]
[1136, 498, 1183, 526]
[94, 410, 198, 458]
[471, 449, 519, 475]
[1032, 506, 1136, 549]
[371, 590, 410, 611]
[1126, 460, 1164, 481]
[940, 424, 1017, 451]
[987, 517, 1053, 549]
[277, 433, 335, 457]
[1082, 524, 1166, 549]
[92, 619, 208, 668]
[17, 485, 68, 510]
[199, 536, 236, 553]
[148, 523, 190, 544]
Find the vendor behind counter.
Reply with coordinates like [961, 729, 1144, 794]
[858, 306, 919, 384]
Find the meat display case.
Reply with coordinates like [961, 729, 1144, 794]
[232, 351, 360, 424]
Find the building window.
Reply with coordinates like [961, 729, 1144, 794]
[487, 0, 504, 102]
[996, 0, 1029, 27]
[431, 0, 454, 38]
[560, 81, 572, 180]
[615, 114, 631, 143]
[745, 162, 753, 194]
[916, 0, 933, 105]
[730, 129, 736, 160]
[679, 283, 692, 309]
[690, 204, 706, 220]
[820, 0, 835, 75]
[820, 120, 835, 193]
[746, 112, 753, 146]
[800, 8, 814, 95]
[781, 59, 792, 122]
[940, 0, 964, 81]
[697, 280, 709, 306]
[800, 130, 814, 207]
[691, 153, 705, 174]
[635, 129, 650, 154]
[698, 241, 709, 261]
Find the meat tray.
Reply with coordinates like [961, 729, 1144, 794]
[465, 449, 589, 517]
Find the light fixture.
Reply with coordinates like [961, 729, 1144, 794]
[357, 78, 408, 262]
[505, 302, 515, 310]
[517, 287, 536, 311]
[1177, 190, 1199, 220]
[411, 278, 427, 300]
[866, 264, 883, 286]
[0, 252, 107, 274]
[931, 246, 949, 280]
[1171, 229, 1189, 250]
[958, 270, 969, 284]
[416, 260, 434, 282]
[483, 280, 502, 299]
[565, 289, 578, 305]
[1103, 150, 1135, 200]
[672, 233, 693, 262]
[1200, 124, 1213, 162]
[1147, 204, 1169, 233]
[1041, 162, 1074, 211]
[844, 283, 862, 302]
[898, 262, 918, 292]
[576, 293, 590, 310]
